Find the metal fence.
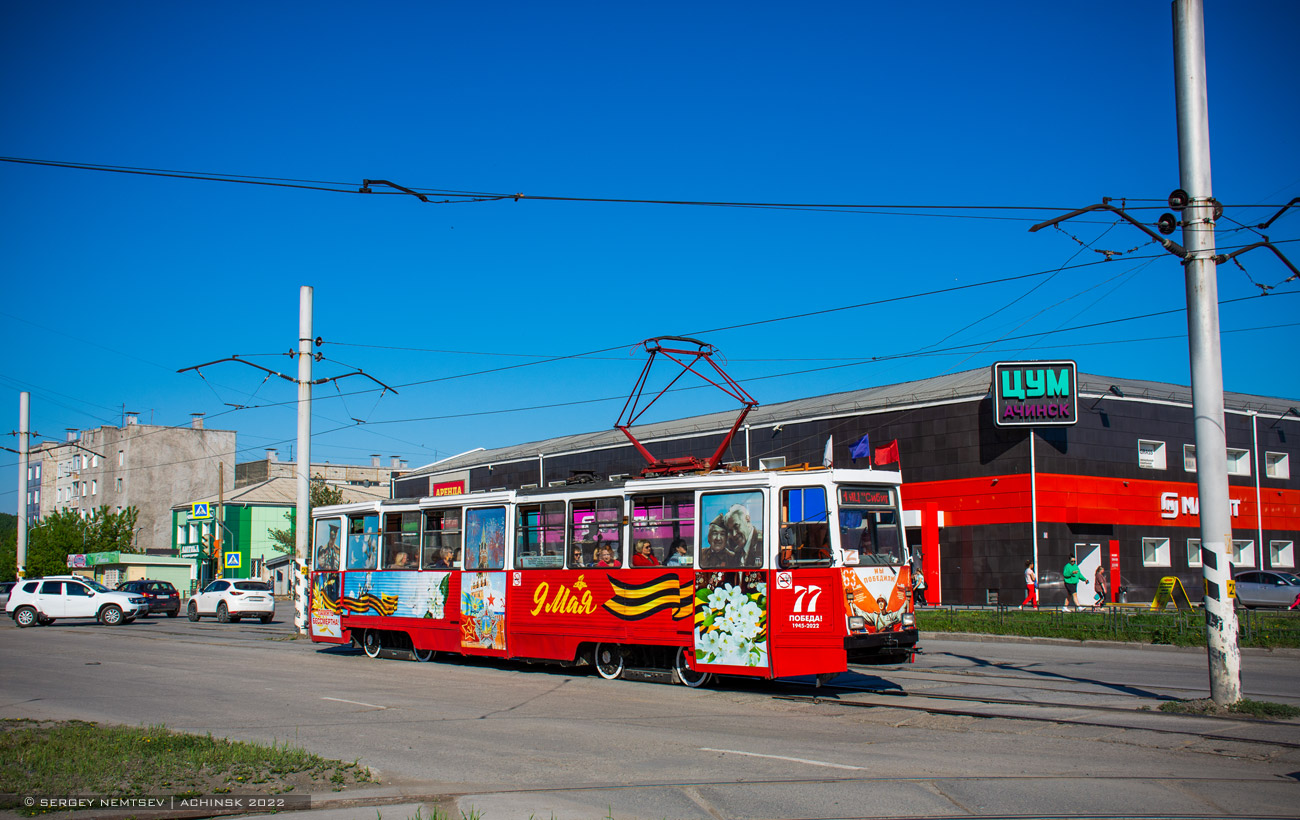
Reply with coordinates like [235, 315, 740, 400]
[916, 604, 1300, 647]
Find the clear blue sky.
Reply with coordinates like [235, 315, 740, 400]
[2, 1, 1298, 513]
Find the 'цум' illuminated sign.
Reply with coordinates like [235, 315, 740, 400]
[992, 361, 1078, 427]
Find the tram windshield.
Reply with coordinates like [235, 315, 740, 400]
[838, 486, 905, 566]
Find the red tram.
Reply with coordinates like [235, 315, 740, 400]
[308, 466, 917, 686]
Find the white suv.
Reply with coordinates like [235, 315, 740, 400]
[187, 579, 275, 623]
[8, 576, 148, 627]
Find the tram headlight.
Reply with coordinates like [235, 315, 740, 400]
[902, 612, 915, 627]
[848, 616, 866, 631]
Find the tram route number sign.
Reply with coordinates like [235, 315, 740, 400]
[992, 361, 1078, 428]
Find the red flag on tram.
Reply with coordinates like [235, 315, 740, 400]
[873, 440, 900, 467]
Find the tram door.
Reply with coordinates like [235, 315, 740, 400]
[691, 489, 773, 678]
[309, 516, 347, 643]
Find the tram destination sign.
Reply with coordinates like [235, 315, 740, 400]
[992, 361, 1078, 428]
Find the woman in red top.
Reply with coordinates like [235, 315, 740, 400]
[631, 540, 659, 566]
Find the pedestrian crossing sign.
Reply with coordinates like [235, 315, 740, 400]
[224, 552, 241, 569]
[191, 502, 212, 519]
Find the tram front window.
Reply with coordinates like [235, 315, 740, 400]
[838, 486, 905, 566]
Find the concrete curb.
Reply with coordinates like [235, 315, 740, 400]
[919, 630, 1300, 657]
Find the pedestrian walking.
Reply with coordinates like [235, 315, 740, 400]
[1021, 560, 1038, 609]
[912, 564, 928, 606]
[1093, 564, 1109, 610]
[1062, 556, 1083, 611]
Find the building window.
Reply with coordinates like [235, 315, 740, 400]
[118, 450, 124, 466]
[116, 477, 122, 491]
[92, 454, 99, 468]
[1226, 448, 1250, 477]
[1183, 445, 1197, 472]
[1270, 540, 1295, 568]
[1187, 538, 1201, 568]
[91, 480, 98, 496]
[1138, 440, 1166, 470]
[1266, 452, 1290, 480]
[1142, 537, 1171, 567]
[33, 489, 39, 505]
[1230, 539, 1255, 568]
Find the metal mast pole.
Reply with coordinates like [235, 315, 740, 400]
[294, 286, 314, 634]
[1172, 0, 1240, 704]
[17, 392, 29, 578]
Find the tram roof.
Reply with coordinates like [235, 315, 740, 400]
[401, 366, 1299, 478]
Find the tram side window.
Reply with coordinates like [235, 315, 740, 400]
[631, 492, 695, 567]
[346, 514, 380, 570]
[463, 506, 507, 570]
[570, 497, 623, 568]
[517, 501, 566, 569]
[314, 518, 342, 571]
[422, 508, 462, 569]
[383, 511, 420, 569]
[699, 490, 764, 569]
[778, 487, 831, 567]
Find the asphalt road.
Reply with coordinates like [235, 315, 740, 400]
[2, 603, 1298, 820]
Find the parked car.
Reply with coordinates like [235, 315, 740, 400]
[116, 579, 181, 617]
[1233, 570, 1300, 609]
[0, 580, 15, 612]
[8, 576, 148, 627]
[187, 579, 275, 623]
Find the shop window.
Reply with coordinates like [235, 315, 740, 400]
[571, 496, 623, 567]
[1138, 440, 1166, 470]
[1226, 448, 1250, 477]
[1265, 452, 1290, 480]
[1270, 540, 1295, 569]
[1231, 540, 1255, 568]
[1186, 538, 1201, 568]
[422, 508, 462, 569]
[631, 492, 695, 568]
[1142, 537, 1170, 567]
[1183, 445, 1197, 473]
[516, 501, 566, 568]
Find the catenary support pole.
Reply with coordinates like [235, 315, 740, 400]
[294, 286, 314, 634]
[16, 392, 29, 578]
[1173, 0, 1240, 704]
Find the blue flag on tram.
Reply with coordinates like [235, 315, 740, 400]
[849, 434, 871, 461]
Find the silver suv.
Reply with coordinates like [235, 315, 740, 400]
[8, 576, 148, 627]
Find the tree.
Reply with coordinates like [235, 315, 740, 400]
[268, 476, 346, 556]
[1, 506, 142, 579]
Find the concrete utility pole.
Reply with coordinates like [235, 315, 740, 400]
[1173, 0, 1240, 705]
[16, 392, 29, 577]
[295, 285, 313, 634]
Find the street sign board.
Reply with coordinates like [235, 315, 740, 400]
[191, 502, 212, 519]
[224, 552, 241, 569]
[992, 361, 1078, 427]
[180, 545, 199, 558]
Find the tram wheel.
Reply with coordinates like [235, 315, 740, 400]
[673, 647, 712, 688]
[593, 643, 625, 680]
[412, 646, 436, 663]
[362, 629, 383, 659]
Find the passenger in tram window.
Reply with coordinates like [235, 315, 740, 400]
[570, 546, 587, 568]
[632, 540, 658, 566]
[389, 551, 413, 570]
[594, 546, 620, 568]
[665, 539, 692, 567]
[430, 548, 453, 569]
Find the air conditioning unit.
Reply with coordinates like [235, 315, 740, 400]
[759, 457, 787, 470]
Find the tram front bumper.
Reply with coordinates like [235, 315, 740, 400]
[844, 627, 919, 662]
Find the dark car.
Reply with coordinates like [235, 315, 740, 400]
[116, 579, 181, 617]
[0, 580, 15, 612]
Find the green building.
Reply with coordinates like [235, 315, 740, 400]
[172, 477, 385, 587]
